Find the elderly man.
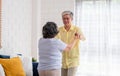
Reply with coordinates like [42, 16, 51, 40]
[56, 11, 85, 76]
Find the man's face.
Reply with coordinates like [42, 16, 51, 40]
[62, 14, 73, 26]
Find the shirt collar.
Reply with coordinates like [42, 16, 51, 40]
[61, 25, 74, 32]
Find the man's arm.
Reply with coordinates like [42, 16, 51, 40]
[77, 27, 86, 41]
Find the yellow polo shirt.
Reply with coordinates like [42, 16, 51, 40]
[56, 25, 83, 69]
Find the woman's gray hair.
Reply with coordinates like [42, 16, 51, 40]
[62, 11, 73, 18]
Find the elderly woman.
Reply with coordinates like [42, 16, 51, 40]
[37, 22, 79, 76]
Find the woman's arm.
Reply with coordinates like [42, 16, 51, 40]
[63, 33, 79, 51]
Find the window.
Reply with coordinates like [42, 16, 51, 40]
[76, 0, 120, 76]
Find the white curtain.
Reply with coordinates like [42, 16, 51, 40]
[75, 0, 120, 76]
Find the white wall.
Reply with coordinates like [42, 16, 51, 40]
[41, 0, 75, 27]
[0, 0, 75, 58]
[26, 0, 75, 59]
[31, 0, 75, 59]
[0, 0, 32, 56]
[31, 0, 41, 59]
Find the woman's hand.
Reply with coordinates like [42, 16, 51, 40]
[74, 32, 80, 39]
[75, 32, 86, 41]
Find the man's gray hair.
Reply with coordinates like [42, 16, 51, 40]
[62, 11, 73, 18]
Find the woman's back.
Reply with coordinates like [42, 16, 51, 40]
[38, 38, 66, 70]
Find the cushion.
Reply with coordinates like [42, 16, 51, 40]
[0, 64, 5, 76]
[0, 55, 10, 59]
[10, 56, 33, 76]
[0, 57, 26, 76]
[21, 57, 33, 76]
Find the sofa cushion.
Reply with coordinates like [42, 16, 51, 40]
[0, 55, 10, 59]
[0, 54, 33, 76]
[10, 55, 33, 76]
[0, 57, 26, 76]
[21, 57, 33, 76]
[0, 64, 5, 76]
